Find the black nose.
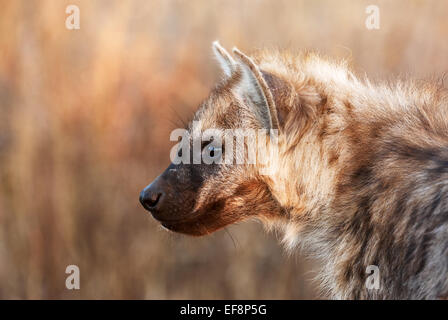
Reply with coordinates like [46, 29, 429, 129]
[139, 187, 163, 211]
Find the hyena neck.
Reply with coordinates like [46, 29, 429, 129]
[257, 57, 347, 232]
[257, 52, 448, 299]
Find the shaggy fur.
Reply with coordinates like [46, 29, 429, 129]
[140, 42, 448, 299]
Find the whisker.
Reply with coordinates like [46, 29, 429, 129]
[224, 227, 239, 249]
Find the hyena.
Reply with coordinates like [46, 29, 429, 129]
[139, 42, 448, 299]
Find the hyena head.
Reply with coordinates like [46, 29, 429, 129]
[139, 42, 284, 236]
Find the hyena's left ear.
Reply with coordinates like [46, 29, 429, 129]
[212, 41, 236, 77]
[232, 47, 280, 131]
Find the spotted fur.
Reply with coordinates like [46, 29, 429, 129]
[141, 42, 448, 299]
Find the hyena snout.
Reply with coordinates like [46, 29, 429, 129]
[139, 161, 233, 236]
[139, 175, 165, 213]
[139, 164, 199, 227]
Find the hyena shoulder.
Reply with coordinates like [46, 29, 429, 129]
[250, 48, 448, 299]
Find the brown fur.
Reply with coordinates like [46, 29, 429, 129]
[140, 43, 448, 299]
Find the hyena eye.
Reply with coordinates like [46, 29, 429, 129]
[208, 145, 219, 158]
[202, 142, 223, 160]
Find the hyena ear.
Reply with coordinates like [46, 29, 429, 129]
[212, 41, 236, 77]
[232, 47, 280, 131]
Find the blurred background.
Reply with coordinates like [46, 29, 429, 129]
[0, 0, 448, 299]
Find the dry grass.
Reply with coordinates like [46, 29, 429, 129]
[0, 0, 447, 299]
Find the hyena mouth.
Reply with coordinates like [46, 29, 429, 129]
[148, 207, 206, 233]
[154, 214, 197, 225]
[159, 219, 209, 236]
[156, 203, 232, 236]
